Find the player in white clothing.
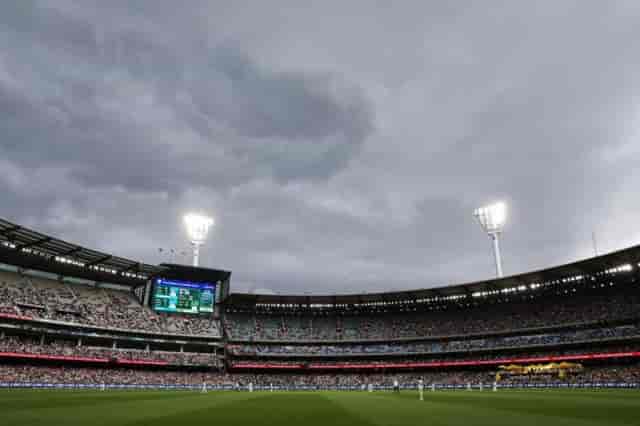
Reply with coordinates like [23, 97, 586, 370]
[418, 379, 424, 401]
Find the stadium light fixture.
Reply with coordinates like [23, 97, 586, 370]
[474, 201, 507, 278]
[183, 213, 214, 267]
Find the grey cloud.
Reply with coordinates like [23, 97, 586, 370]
[0, 4, 373, 196]
[1, 1, 640, 294]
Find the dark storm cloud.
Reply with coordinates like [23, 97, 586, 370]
[1, 0, 640, 294]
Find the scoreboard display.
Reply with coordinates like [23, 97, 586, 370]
[151, 278, 215, 315]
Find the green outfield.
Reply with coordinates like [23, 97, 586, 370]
[1, 389, 638, 426]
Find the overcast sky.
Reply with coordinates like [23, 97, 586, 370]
[1, 1, 640, 294]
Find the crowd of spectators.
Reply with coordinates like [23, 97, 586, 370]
[224, 289, 640, 342]
[0, 335, 215, 365]
[0, 274, 220, 337]
[1, 271, 640, 354]
[227, 323, 640, 356]
[1, 364, 639, 386]
[229, 344, 640, 368]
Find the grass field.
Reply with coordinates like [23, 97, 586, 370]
[1, 389, 638, 426]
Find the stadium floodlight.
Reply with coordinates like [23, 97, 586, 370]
[183, 213, 214, 267]
[474, 201, 507, 278]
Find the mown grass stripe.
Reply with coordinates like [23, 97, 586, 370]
[1, 390, 638, 426]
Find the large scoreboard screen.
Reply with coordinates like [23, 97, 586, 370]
[151, 278, 215, 314]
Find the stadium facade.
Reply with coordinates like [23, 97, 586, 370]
[0, 218, 639, 390]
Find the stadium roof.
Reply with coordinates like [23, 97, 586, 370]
[226, 244, 640, 307]
[158, 263, 232, 284]
[0, 218, 161, 284]
[1, 216, 638, 300]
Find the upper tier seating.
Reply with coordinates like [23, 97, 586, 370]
[227, 323, 640, 356]
[225, 285, 640, 341]
[0, 271, 220, 337]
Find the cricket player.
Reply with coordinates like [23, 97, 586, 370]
[418, 379, 424, 401]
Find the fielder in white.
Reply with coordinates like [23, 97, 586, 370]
[418, 379, 424, 401]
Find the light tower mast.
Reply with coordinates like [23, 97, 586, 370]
[474, 201, 507, 278]
[183, 213, 214, 267]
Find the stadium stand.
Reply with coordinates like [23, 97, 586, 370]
[0, 271, 221, 337]
[1, 364, 639, 387]
[223, 291, 640, 342]
[1, 218, 640, 389]
[226, 323, 640, 356]
[0, 335, 215, 365]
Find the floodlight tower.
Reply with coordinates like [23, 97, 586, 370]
[183, 213, 214, 267]
[474, 201, 507, 278]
